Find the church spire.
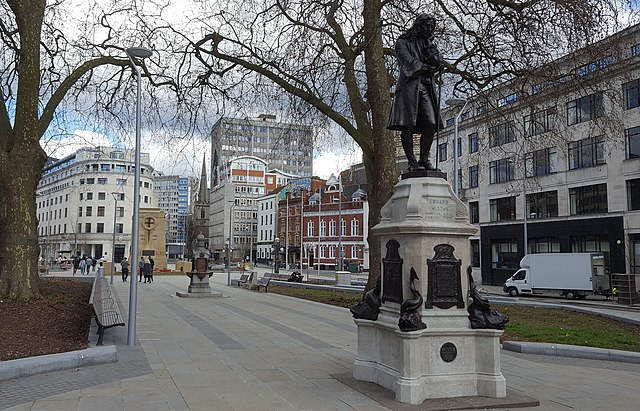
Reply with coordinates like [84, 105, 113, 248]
[198, 154, 209, 203]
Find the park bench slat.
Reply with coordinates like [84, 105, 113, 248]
[89, 275, 124, 345]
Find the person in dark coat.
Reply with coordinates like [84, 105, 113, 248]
[388, 14, 443, 172]
[143, 258, 152, 283]
[149, 257, 155, 282]
[121, 257, 129, 282]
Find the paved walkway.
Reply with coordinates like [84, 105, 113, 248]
[1, 273, 640, 410]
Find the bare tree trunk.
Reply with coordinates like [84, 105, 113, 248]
[0, 144, 47, 298]
[361, 0, 398, 292]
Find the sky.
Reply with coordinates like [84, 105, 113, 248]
[42, 129, 362, 181]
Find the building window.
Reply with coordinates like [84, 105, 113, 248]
[566, 93, 603, 125]
[497, 93, 518, 107]
[568, 137, 605, 169]
[351, 245, 358, 259]
[77, 223, 81, 233]
[116, 178, 127, 186]
[526, 191, 558, 219]
[456, 137, 462, 157]
[489, 158, 515, 184]
[438, 143, 447, 161]
[524, 107, 555, 137]
[470, 240, 480, 267]
[569, 183, 608, 215]
[627, 178, 640, 210]
[85, 206, 92, 217]
[446, 118, 455, 127]
[320, 221, 326, 236]
[340, 219, 346, 236]
[329, 220, 336, 236]
[623, 79, 640, 110]
[329, 245, 335, 258]
[78, 207, 82, 217]
[456, 168, 462, 191]
[468, 133, 478, 153]
[525, 148, 557, 177]
[626, 126, 640, 159]
[97, 178, 107, 185]
[115, 193, 125, 201]
[469, 201, 479, 224]
[489, 121, 515, 147]
[570, 235, 610, 271]
[528, 237, 560, 254]
[490, 240, 519, 269]
[319, 245, 326, 258]
[116, 223, 124, 234]
[86, 192, 93, 200]
[98, 192, 106, 200]
[110, 151, 124, 160]
[469, 165, 478, 188]
[490, 196, 516, 222]
[632, 43, 640, 57]
[97, 206, 105, 217]
[85, 223, 91, 233]
[96, 223, 104, 233]
[307, 221, 315, 237]
[86, 178, 95, 184]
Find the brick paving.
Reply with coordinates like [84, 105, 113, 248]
[1, 272, 639, 410]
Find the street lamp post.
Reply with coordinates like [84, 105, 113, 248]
[274, 237, 280, 274]
[110, 193, 119, 285]
[125, 46, 152, 346]
[445, 98, 468, 197]
[225, 238, 231, 286]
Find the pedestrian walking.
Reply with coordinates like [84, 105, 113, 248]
[91, 257, 97, 272]
[121, 257, 129, 282]
[79, 258, 86, 275]
[85, 256, 93, 274]
[143, 258, 152, 283]
[138, 257, 145, 282]
[149, 256, 155, 282]
[72, 255, 80, 276]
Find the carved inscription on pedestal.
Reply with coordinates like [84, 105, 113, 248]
[426, 244, 464, 309]
[382, 240, 403, 304]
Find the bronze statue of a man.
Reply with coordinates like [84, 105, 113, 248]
[388, 14, 443, 172]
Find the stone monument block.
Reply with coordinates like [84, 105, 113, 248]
[138, 208, 167, 270]
[353, 176, 506, 405]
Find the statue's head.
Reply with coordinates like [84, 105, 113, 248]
[413, 14, 436, 37]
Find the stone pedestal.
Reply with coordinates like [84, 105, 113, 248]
[353, 176, 505, 404]
[176, 236, 222, 299]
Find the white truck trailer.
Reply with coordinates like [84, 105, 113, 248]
[503, 253, 607, 299]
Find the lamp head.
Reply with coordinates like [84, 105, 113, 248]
[126, 47, 152, 59]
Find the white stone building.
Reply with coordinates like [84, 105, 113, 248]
[36, 146, 155, 263]
[433, 24, 640, 286]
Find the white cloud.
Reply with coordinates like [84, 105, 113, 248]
[313, 148, 362, 179]
[42, 130, 113, 159]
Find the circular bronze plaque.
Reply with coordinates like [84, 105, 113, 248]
[440, 342, 457, 362]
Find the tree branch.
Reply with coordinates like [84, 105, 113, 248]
[37, 56, 129, 136]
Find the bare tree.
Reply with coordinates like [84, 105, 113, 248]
[180, 0, 623, 291]
[0, 0, 188, 298]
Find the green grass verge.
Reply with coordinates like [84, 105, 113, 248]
[268, 286, 640, 352]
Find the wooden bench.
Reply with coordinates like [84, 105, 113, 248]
[89, 275, 125, 346]
[230, 273, 250, 286]
[256, 276, 271, 292]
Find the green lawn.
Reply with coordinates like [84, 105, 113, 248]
[268, 286, 640, 352]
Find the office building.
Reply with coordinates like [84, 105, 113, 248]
[36, 146, 155, 262]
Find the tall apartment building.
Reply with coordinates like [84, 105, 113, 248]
[153, 173, 192, 258]
[433, 23, 640, 286]
[209, 155, 298, 261]
[36, 146, 155, 262]
[210, 114, 314, 186]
